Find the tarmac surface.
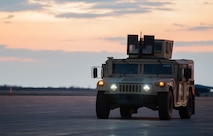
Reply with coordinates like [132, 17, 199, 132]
[0, 95, 212, 136]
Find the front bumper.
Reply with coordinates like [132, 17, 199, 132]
[105, 93, 158, 110]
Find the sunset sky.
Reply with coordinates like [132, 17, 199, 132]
[0, 0, 213, 88]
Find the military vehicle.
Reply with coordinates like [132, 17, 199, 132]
[92, 34, 195, 120]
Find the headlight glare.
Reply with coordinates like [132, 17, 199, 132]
[110, 84, 117, 91]
[143, 85, 150, 92]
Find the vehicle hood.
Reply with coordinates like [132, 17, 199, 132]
[104, 76, 173, 84]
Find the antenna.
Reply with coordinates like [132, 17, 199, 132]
[139, 31, 143, 55]
[139, 31, 142, 46]
[140, 31, 142, 40]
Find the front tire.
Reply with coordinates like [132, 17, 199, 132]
[179, 92, 193, 119]
[158, 91, 173, 120]
[96, 91, 110, 119]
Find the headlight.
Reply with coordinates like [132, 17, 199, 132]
[143, 85, 150, 92]
[97, 80, 104, 87]
[110, 84, 117, 91]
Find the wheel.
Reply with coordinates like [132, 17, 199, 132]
[158, 91, 173, 120]
[96, 91, 110, 119]
[120, 107, 132, 118]
[179, 92, 193, 119]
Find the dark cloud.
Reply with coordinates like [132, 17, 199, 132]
[57, 13, 109, 19]
[57, 1, 172, 18]
[6, 15, 14, 19]
[173, 23, 213, 31]
[1, 15, 14, 24]
[0, 0, 41, 12]
[3, 21, 12, 24]
[188, 25, 213, 31]
[54, 0, 106, 2]
[173, 23, 185, 27]
[0, 0, 172, 18]
[203, 1, 213, 4]
[57, 8, 150, 18]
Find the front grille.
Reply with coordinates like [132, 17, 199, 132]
[119, 84, 142, 93]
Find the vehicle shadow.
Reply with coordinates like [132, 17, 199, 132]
[109, 116, 180, 121]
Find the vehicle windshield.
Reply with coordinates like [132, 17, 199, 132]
[113, 64, 138, 74]
[144, 64, 172, 75]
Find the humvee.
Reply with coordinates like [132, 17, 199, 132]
[92, 34, 195, 120]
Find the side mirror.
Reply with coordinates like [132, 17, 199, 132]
[92, 67, 98, 78]
[184, 68, 192, 80]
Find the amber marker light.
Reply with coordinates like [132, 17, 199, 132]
[97, 80, 104, 87]
[159, 81, 165, 87]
